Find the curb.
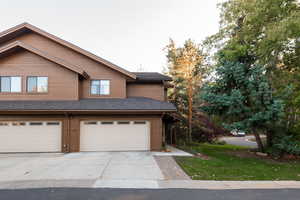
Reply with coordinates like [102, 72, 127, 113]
[158, 180, 300, 190]
[1, 180, 300, 190]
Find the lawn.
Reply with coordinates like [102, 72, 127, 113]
[175, 144, 300, 180]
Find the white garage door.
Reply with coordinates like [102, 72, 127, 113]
[80, 120, 150, 151]
[0, 121, 62, 153]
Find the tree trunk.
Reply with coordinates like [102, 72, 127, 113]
[174, 127, 177, 145]
[266, 130, 273, 148]
[187, 83, 193, 143]
[253, 131, 264, 152]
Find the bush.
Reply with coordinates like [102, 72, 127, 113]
[268, 135, 300, 157]
[211, 140, 227, 145]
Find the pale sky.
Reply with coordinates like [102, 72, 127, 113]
[1, 0, 223, 73]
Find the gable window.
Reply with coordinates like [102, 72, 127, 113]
[91, 80, 110, 95]
[27, 76, 48, 93]
[0, 76, 21, 93]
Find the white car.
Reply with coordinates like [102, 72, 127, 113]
[231, 130, 246, 137]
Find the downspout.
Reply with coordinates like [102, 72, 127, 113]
[161, 112, 166, 149]
[64, 112, 70, 153]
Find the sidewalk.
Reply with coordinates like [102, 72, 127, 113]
[158, 180, 300, 190]
[1, 180, 300, 189]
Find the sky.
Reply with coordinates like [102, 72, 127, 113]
[1, 0, 224, 73]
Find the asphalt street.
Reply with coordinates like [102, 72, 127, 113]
[0, 188, 300, 200]
[221, 136, 258, 148]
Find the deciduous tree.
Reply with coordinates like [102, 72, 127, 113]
[165, 39, 207, 142]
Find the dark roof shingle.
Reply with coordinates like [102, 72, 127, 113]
[133, 72, 172, 82]
[0, 97, 176, 111]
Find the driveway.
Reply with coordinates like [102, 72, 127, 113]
[0, 152, 164, 187]
[220, 136, 258, 148]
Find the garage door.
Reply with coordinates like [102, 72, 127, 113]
[0, 121, 62, 153]
[80, 120, 150, 151]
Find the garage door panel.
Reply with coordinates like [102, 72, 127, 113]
[0, 121, 62, 153]
[80, 121, 150, 151]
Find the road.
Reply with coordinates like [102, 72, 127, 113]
[0, 188, 300, 200]
[221, 136, 258, 148]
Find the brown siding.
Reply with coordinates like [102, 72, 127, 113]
[0, 50, 78, 100]
[150, 117, 163, 150]
[0, 32, 128, 99]
[127, 83, 165, 101]
[69, 117, 80, 152]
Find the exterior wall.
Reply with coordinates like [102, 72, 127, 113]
[79, 68, 127, 99]
[0, 114, 163, 152]
[0, 50, 79, 100]
[127, 83, 165, 101]
[0, 32, 128, 99]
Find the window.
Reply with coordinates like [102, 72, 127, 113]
[29, 122, 43, 126]
[84, 121, 98, 125]
[46, 122, 60, 126]
[101, 121, 114, 125]
[134, 121, 146, 124]
[91, 80, 110, 95]
[0, 122, 9, 126]
[12, 122, 26, 126]
[117, 121, 130, 125]
[0, 76, 21, 93]
[27, 77, 48, 93]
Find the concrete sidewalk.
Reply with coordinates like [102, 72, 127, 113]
[158, 180, 300, 190]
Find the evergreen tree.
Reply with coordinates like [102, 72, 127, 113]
[201, 53, 284, 151]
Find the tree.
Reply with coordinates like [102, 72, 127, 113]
[165, 39, 207, 143]
[203, 0, 300, 148]
[206, 0, 300, 71]
[201, 55, 284, 152]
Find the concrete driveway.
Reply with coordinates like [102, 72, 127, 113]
[0, 152, 164, 186]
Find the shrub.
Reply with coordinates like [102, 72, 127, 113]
[211, 140, 227, 145]
[269, 135, 300, 156]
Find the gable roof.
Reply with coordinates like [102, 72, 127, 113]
[133, 72, 172, 82]
[0, 23, 136, 79]
[0, 41, 89, 79]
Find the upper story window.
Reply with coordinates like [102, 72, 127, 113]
[27, 76, 48, 93]
[91, 80, 110, 95]
[0, 76, 21, 93]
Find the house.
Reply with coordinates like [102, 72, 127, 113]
[0, 23, 176, 153]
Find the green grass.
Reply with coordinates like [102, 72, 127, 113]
[175, 144, 300, 180]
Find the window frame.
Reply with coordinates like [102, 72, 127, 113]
[0, 76, 22, 93]
[90, 79, 110, 96]
[27, 76, 48, 93]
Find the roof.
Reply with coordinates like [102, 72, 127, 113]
[0, 23, 136, 79]
[0, 97, 176, 112]
[133, 72, 172, 82]
[0, 41, 89, 79]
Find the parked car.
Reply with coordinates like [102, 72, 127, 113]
[231, 130, 246, 137]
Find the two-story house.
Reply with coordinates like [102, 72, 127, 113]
[0, 23, 176, 153]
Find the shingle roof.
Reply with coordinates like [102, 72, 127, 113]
[133, 72, 172, 82]
[0, 97, 176, 111]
